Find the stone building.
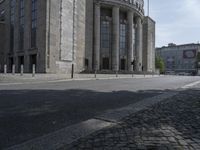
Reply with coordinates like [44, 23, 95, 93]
[156, 43, 200, 74]
[0, 0, 155, 73]
[0, 0, 86, 73]
[86, 0, 155, 73]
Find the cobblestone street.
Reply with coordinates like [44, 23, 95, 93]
[64, 88, 200, 150]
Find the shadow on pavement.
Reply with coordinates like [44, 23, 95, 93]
[0, 88, 169, 149]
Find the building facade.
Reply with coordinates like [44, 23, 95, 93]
[0, 0, 155, 73]
[85, 0, 155, 73]
[156, 43, 200, 74]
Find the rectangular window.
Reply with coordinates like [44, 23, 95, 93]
[0, 9, 5, 21]
[120, 59, 126, 70]
[29, 54, 37, 72]
[9, 57, 14, 72]
[100, 21, 111, 49]
[102, 57, 109, 70]
[19, 0, 24, 50]
[120, 23, 127, 56]
[85, 59, 89, 68]
[18, 56, 24, 72]
[10, 0, 15, 52]
[31, 0, 37, 48]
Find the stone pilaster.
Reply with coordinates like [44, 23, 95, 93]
[112, 6, 119, 71]
[135, 16, 143, 72]
[127, 11, 134, 72]
[94, 3, 101, 71]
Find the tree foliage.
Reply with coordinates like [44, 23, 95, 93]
[155, 56, 165, 73]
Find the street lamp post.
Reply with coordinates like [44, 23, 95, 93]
[147, 0, 150, 16]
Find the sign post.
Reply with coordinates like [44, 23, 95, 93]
[32, 64, 35, 77]
[12, 64, 15, 75]
[4, 64, 7, 74]
[20, 65, 24, 76]
[131, 60, 135, 77]
[71, 64, 74, 79]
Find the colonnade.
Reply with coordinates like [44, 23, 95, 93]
[94, 3, 143, 72]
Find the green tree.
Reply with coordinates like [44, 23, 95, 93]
[155, 56, 165, 74]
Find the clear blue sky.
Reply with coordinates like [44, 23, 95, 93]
[144, 0, 200, 47]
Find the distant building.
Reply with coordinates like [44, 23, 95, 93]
[0, 0, 155, 73]
[156, 43, 200, 74]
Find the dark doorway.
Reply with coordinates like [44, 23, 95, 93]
[9, 57, 14, 73]
[102, 58, 109, 70]
[29, 54, 37, 72]
[120, 59, 126, 70]
[18, 56, 24, 72]
[85, 59, 89, 70]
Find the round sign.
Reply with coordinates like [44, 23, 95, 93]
[184, 50, 195, 58]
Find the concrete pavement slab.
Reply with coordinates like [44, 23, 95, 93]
[5, 119, 114, 150]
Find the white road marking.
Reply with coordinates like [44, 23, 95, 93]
[181, 80, 200, 89]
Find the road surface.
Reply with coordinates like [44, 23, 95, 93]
[0, 76, 200, 149]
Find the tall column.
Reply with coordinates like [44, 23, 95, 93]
[135, 16, 143, 72]
[94, 3, 101, 71]
[127, 11, 134, 72]
[112, 6, 119, 71]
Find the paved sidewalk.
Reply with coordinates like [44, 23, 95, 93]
[0, 73, 160, 84]
[64, 88, 200, 150]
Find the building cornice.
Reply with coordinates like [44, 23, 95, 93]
[95, 0, 144, 17]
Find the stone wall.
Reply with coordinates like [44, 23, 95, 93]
[60, 0, 74, 62]
[85, 0, 94, 71]
[35, 0, 48, 73]
[55, 0, 86, 74]
[46, 0, 61, 73]
[143, 16, 155, 72]
[75, 0, 86, 72]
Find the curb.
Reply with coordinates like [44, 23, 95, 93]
[0, 75, 162, 86]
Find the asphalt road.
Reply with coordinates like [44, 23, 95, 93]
[0, 76, 200, 149]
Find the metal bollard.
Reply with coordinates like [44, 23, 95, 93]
[71, 64, 74, 79]
[94, 70, 97, 78]
[20, 65, 24, 76]
[4, 64, 7, 74]
[32, 64, 35, 77]
[12, 64, 15, 75]
[116, 71, 118, 78]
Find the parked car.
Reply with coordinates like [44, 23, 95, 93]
[165, 71, 176, 75]
[178, 72, 191, 76]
